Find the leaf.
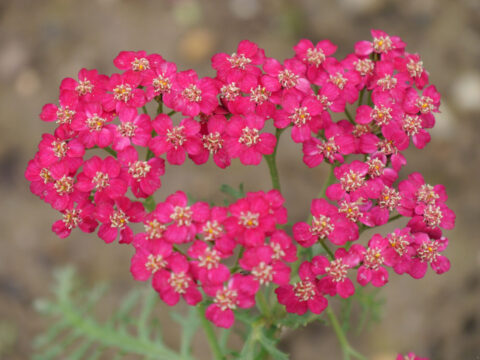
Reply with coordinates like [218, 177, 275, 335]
[257, 331, 289, 360]
[220, 183, 246, 204]
[34, 267, 182, 360]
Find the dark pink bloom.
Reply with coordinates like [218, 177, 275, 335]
[356, 235, 389, 287]
[212, 40, 264, 89]
[293, 39, 337, 82]
[143, 60, 177, 100]
[188, 240, 230, 285]
[154, 191, 209, 244]
[239, 245, 291, 286]
[149, 115, 202, 165]
[403, 85, 440, 128]
[75, 155, 128, 201]
[261, 57, 311, 101]
[95, 196, 145, 244]
[163, 70, 218, 117]
[190, 114, 231, 169]
[40, 91, 79, 127]
[326, 160, 383, 201]
[112, 107, 152, 151]
[269, 230, 297, 263]
[37, 133, 85, 169]
[52, 198, 98, 238]
[354, 29, 406, 58]
[113, 50, 163, 73]
[293, 198, 358, 247]
[274, 94, 325, 143]
[223, 192, 278, 247]
[302, 123, 355, 167]
[130, 240, 173, 281]
[152, 253, 202, 306]
[275, 261, 328, 315]
[407, 233, 450, 279]
[103, 71, 147, 112]
[401, 113, 431, 149]
[225, 114, 276, 165]
[43, 161, 77, 211]
[370, 60, 410, 102]
[362, 185, 402, 227]
[395, 52, 429, 89]
[59, 68, 108, 103]
[70, 103, 115, 149]
[205, 274, 258, 328]
[314, 58, 361, 109]
[313, 247, 362, 298]
[342, 54, 375, 88]
[117, 146, 165, 198]
[383, 228, 416, 275]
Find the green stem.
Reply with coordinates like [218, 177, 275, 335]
[388, 213, 402, 223]
[142, 106, 148, 115]
[256, 291, 271, 320]
[326, 307, 367, 360]
[197, 304, 224, 360]
[320, 240, 335, 260]
[167, 110, 176, 116]
[357, 89, 365, 106]
[264, 128, 284, 192]
[344, 108, 355, 125]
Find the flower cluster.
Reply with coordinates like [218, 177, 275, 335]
[26, 29, 455, 331]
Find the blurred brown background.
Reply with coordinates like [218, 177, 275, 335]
[1, 0, 479, 358]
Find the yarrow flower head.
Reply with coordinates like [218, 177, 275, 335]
[26, 31, 455, 358]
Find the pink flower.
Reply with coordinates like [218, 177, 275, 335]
[149, 115, 202, 165]
[370, 60, 410, 102]
[190, 114, 231, 169]
[205, 274, 259, 328]
[403, 85, 440, 128]
[273, 94, 325, 143]
[302, 123, 355, 167]
[326, 160, 383, 201]
[314, 58, 361, 109]
[59, 68, 108, 103]
[112, 107, 152, 151]
[117, 146, 165, 198]
[52, 197, 98, 238]
[95, 196, 145, 244]
[407, 233, 450, 279]
[188, 240, 230, 285]
[261, 57, 311, 101]
[225, 114, 276, 165]
[113, 50, 163, 73]
[383, 228, 415, 275]
[269, 230, 298, 263]
[275, 261, 328, 315]
[40, 91, 79, 127]
[313, 247, 362, 298]
[103, 71, 147, 112]
[154, 191, 209, 244]
[143, 60, 177, 100]
[223, 192, 279, 247]
[130, 240, 173, 281]
[212, 40, 265, 89]
[163, 70, 218, 117]
[37, 133, 85, 169]
[293, 39, 337, 82]
[356, 235, 389, 287]
[293, 198, 358, 247]
[354, 29, 406, 58]
[70, 103, 115, 149]
[75, 155, 128, 201]
[239, 245, 291, 286]
[395, 52, 429, 89]
[152, 253, 202, 306]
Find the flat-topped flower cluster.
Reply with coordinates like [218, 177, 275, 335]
[26, 29, 455, 335]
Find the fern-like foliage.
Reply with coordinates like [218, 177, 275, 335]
[33, 267, 197, 360]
